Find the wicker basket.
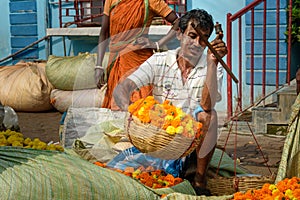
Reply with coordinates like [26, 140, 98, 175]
[207, 175, 275, 196]
[125, 115, 203, 160]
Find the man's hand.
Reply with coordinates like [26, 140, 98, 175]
[94, 68, 105, 88]
[113, 79, 138, 111]
[207, 36, 228, 63]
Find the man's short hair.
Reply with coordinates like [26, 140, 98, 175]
[179, 9, 214, 35]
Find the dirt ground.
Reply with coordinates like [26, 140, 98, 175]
[16, 111, 62, 143]
[15, 110, 285, 177]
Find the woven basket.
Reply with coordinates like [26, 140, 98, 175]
[207, 175, 275, 196]
[125, 115, 203, 160]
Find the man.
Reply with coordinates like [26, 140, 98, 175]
[113, 9, 227, 195]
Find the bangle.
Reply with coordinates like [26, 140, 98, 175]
[95, 65, 104, 70]
[192, 105, 204, 120]
[155, 42, 160, 52]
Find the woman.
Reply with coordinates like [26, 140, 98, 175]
[95, 0, 179, 110]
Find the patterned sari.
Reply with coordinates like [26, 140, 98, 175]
[102, 0, 154, 110]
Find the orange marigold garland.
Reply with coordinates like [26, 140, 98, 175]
[93, 161, 183, 189]
[233, 177, 300, 200]
[128, 96, 203, 138]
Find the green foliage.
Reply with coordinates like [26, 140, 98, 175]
[286, 0, 300, 43]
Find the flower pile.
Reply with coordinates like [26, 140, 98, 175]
[94, 161, 183, 189]
[128, 96, 202, 138]
[0, 129, 64, 151]
[233, 177, 300, 200]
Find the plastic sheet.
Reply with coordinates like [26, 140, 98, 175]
[0, 104, 19, 131]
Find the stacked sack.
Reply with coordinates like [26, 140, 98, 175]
[0, 61, 54, 112]
[46, 52, 107, 113]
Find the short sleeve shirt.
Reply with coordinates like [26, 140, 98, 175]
[127, 48, 223, 115]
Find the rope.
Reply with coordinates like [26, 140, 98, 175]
[215, 83, 274, 192]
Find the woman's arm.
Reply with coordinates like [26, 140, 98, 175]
[140, 11, 179, 50]
[156, 11, 179, 48]
[95, 14, 110, 88]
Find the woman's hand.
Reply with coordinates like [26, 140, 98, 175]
[94, 68, 105, 88]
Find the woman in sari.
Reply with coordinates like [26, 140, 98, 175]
[95, 0, 179, 110]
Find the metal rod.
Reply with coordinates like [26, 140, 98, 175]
[226, 13, 233, 118]
[251, 9, 254, 105]
[238, 18, 242, 110]
[191, 22, 239, 84]
[276, 0, 280, 88]
[287, 0, 292, 85]
[0, 36, 50, 64]
[230, 0, 264, 21]
[262, 0, 267, 104]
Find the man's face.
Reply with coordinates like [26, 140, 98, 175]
[179, 21, 211, 63]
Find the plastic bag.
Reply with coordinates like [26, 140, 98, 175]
[0, 104, 4, 130]
[0, 104, 19, 131]
[2, 106, 20, 130]
[106, 147, 184, 177]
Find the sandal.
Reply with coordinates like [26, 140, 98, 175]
[193, 173, 212, 196]
[193, 186, 212, 196]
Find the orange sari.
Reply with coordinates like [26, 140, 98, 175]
[102, 0, 153, 110]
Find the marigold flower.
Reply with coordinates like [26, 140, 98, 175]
[233, 177, 300, 200]
[166, 126, 176, 135]
[175, 126, 184, 134]
[165, 115, 174, 121]
[128, 96, 202, 138]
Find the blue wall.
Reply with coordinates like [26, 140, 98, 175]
[10, 0, 38, 63]
[245, 0, 288, 85]
[0, 1, 11, 66]
[48, 0, 73, 56]
[0, 0, 48, 64]
[188, 0, 245, 112]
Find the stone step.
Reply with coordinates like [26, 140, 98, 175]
[251, 84, 297, 134]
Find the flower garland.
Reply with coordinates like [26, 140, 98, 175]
[128, 96, 203, 138]
[94, 161, 183, 189]
[233, 177, 300, 200]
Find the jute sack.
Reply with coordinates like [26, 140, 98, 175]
[50, 84, 107, 113]
[0, 61, 54, 112]
[46, 53, 97, 91]
[0, 147, 195, 200]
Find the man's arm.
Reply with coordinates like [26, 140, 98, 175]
[113, 79, 138, 111]
[200, 35, 227, 112]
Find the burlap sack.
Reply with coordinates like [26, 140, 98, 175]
[0, 61, 54, 112]
[50, 84, 107, 113]
[45, 53, 98, 91]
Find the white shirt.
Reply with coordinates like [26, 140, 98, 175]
[128, 48, 223, 115]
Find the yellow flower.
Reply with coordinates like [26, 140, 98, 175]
[165, 115, 174, 121]
[166, 126, 176, 135]
[176, 108, 186, 119]
[285, 189, 294, 199]
[269, 184, 277, 191]
[138, 107, 145, 116]
[175, 126, 183, 134]
[272, 188, 280, 195]
[186, 119, 193, 130]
